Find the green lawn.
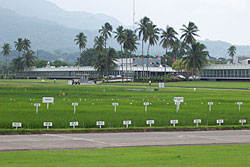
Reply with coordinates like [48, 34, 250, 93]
[105, 81, 250, 89]
[0, 145, 249, 167]
[0, 80, 250, 129]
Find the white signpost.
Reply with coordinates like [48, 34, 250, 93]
[34, 103, 41, 114]
[96, 121, 105, 128]
[174, 97, 184, 112]
[43, 122, 53, 129]
[208, 102, 213, 112]
[72, 103, 79, 114]
[42, 97, 54, 109]
[170, 120, 178, 127]
[239, 119, 246, 125]
[159, 82, 165, 88]
[237, 102, 243, 111]
[144, 102, 150, 112]
[194, 119, 202, 127]
[123, 120, 132, 128]
[146, 120, 155, 127]
[112, 103, 119, 113]
[216, 119, 224, 126]
[12, 122, 22, 129]
[70, 122, 79, 129]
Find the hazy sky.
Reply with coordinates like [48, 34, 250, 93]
[47, 0, 250, 45]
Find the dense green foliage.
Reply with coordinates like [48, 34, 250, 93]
[0, 80, 250, 129]
[1, 145, 250, 167]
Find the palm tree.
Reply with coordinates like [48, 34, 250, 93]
[136, 16, 151, 83]
[228, 45, 236, 61]
[22, 38, 31, 51]
[114, 26, 125, 83]
[23, 49, 36, 69]
[106, 48, 118, 76]
[1, 43, 12, 78]
[11, 56, 24, 73]
[160, 26, 178, 82]
[123, 29, 138, 82]
[146, 22, 159, 79]
[74, 32, 87, 66]
[99, 22, 113, 76]
[93, 36, 105, 77]
[180, 22, 199, 44]
[183, 42, 208, 79]
[14, 38, 23, 58]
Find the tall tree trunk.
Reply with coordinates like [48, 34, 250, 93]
[126, 51, 128, 84]
[142, 39, 144, 83]
[121, 45, 124, 84]
[6, 56, 8, 79]
[147, 44, 150, 81]
[130, 51, 132, 82]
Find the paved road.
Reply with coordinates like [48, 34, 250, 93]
[0, 130, 250, 151]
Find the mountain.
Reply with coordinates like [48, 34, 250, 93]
[0, 0, 123, 30]
[0, 0, 250, 63]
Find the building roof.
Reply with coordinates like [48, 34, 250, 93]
[203, 64, 250, 70]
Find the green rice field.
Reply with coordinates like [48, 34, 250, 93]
[0, 79, 250, 129]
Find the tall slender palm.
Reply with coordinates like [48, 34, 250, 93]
[183, 42, 208, 79]
[93, 36, 105, 77]
[227, 45, 236, 61]
[114, 26, 125, 83]
[99, 22, 113, 76]
[23, 49, 36, 69]
[123, 29, 138, 82]
[14, 38, 23, 58]
[1, 43, 12, 78]
[136, 16, 151, 83]
[74, 32, 87, 66]
[160, 26, 178, 82]
[22, 38, 31, 51]
[147, 22, 159, 79]
[180, 21, 199, 44]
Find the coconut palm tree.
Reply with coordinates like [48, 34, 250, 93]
[106, 48, 118, 77]
[74, 32, 87, 66]
[136, 16, 151, 83]
[1, 43, 12, 78]
[183, 42, 208, 79]
[123, 29, 138, 82]
[228, 45, 236, 61]
[160, 26, 178, 82]
[93, 36, 105, 77]
[14, 38, 23, 58]
[23, 49, 36, 69]
[11, 56, 24, 73]
[180, 22, 199, 44]
[146, 22, 159, 79]
[99, 22, 113, 76]
[22, 38, 31, 51]
[114, 26, 125, 83]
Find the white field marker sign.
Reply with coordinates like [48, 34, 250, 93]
[34, 103, 41, 114]
[42, 97, 54, 109]
[70, 122, 79, 129]
[43, 122, 53, 129]
[208, 102, 213, 112]
[239, 119, 246, 125]
[146, 120, 155, 127]
[237, 102, 243, 111]
[216, 119, 224, 126]
[194, 119, 201, 127]
[96, 121, 105, 128]
[123, 120, 132, 128]
[72, 103, 79, 114]
[174, 97, 184, 112]
[12, 122, 22, 130]
[112, 103, 119, 113]
[171, 120, 178, 127]
[144, 102, 150, 112]
[159, 82, 165, 88]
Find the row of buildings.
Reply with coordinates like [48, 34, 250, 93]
[16, 56, 250, 81]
